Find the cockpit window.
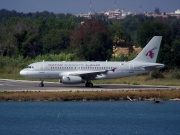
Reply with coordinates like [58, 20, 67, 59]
[26, 65, 34, 69]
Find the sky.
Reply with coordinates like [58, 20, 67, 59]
[0, 0, 179, 14]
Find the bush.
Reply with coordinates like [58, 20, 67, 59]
[0, 56, 30, 67]
[172, 72, 180, 79]
[150, 71, 165, 79]
[34, 53, 75, 61]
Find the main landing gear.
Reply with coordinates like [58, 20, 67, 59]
[85, 81, 93, 87]
[39, 80, 44, 87]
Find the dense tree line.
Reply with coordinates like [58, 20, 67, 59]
[0, 9, 180, 69]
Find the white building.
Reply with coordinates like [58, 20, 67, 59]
[105, 9, 136, 19]
[76, 12, 91, 18]
[75, 2, 137, 20]
[167, 9, 180, 18]
[175, 9, 180, 14]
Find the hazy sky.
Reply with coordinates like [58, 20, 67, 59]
[0, 0, 179, 14]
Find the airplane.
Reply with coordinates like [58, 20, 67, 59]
[20, 36, 165, 87]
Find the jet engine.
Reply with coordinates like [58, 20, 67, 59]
[61, 76, 82, 84]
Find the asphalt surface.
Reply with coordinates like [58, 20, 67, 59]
[0, 79, 179, 92]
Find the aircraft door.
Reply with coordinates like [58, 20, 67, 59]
[39, 62, 44, 73]
[129, 63, 134, 73]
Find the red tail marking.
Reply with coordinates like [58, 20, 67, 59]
[111, 68, 117, 72]
[146, 47, 157, 59]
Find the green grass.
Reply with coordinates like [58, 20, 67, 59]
[0, 74, 24, 80]
[94, 77, 180, 86]
[93, 72, 180, 86]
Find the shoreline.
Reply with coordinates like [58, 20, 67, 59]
[0, 90, 180, 102]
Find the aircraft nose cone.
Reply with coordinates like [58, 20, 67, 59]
[20, 70, 26, 76]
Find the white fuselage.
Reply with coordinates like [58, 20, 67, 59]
[20, 61, 164, 80]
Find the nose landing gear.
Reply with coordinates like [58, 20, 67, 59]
[39, 80, 44, 87]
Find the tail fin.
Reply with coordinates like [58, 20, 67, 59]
[132, 36, 162, 63]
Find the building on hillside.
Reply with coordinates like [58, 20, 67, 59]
[167, 9, 180, 18]
[145, 9, 180, 19]
[113, 46, 142, 57]
[76, 12, 92, 18]
[104, 9, 136, 19]
[76, 9, 136, 19]
[145, 12, 168, 18]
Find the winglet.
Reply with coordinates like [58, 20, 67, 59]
[132, 36, 162, 63]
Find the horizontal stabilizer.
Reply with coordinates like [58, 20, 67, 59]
[143, 64, 164, 70]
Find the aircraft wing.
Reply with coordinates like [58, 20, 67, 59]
[67, 68, 116, 79]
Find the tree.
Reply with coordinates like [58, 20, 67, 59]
[42, 29, 71, 54]
[12, 19, 41, 58]
[137, 21, 153, 47]
[0, 26, 12, 56]
[71, 19, 112, 61]
[137, 20, 169, 47]
[171, 40, 180, 68]
[109, 23, 131, 47]
[171, 19, 180, 40]
[154, 8, 161, 14]
[0, 17, 21, 57]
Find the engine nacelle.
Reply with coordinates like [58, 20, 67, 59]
[61, 76, 82, 84]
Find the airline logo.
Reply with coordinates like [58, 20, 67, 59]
[111, 67, 117, 72]
[146, 47, 157, 59]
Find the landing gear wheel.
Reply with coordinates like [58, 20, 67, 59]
[85, 81, 93, 87]
[39, 81, 44, 87]
[85, 82, 89, 87]
[88, 83, 93, 87]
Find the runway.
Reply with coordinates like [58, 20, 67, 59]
[0, 79, 179, 92]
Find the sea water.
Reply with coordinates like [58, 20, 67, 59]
[0, 101, 180, 135]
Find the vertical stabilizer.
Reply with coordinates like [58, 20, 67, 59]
[132, 36, 162, 63]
